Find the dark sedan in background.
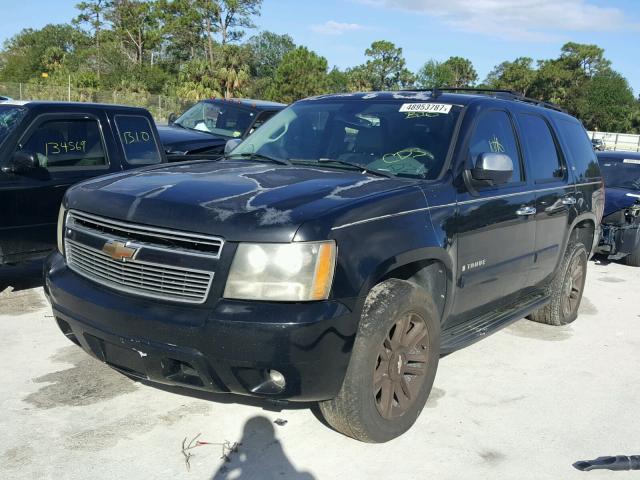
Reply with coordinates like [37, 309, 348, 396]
[158, 98, 285, 157]
[596, 151, 640, 265]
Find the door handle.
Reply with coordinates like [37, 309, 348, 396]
[516, 206, 537, 216]
[561, 196, 577, 205]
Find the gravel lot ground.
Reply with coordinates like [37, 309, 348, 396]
[1, 258, 639, 480]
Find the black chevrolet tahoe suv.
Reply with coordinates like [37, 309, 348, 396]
[44, 89, 604, 442]
[0, 101, 166, 265]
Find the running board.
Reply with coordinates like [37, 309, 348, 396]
[440, 293, 549, 354]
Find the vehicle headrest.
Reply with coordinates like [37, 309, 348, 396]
[355, 127, 384, 154]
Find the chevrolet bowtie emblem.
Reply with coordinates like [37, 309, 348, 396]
[102, 241, 137, 262]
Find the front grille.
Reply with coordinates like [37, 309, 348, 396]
[68, 210, 223, 257]
[64, 210, 220, 304]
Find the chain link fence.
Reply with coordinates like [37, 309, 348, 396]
[0, 81, 193, 123]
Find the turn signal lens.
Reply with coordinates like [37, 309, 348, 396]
[310, 242, 336, 300]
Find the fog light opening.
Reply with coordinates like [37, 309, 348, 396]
[268, 369, 286, 390]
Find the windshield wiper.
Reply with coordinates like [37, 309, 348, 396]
[314, 158, 393, 178]
[225, 152, 291, 166]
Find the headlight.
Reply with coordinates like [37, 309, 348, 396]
[57, 205, 67, 254]
[224, 241, 336, 301]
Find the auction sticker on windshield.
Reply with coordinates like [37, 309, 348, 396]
[399, 103, 452, 114]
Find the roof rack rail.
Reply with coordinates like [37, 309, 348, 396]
[401, 86, 566, 113]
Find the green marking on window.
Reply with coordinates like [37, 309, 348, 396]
[382, 147, 434, 164]
[45, 140, 87, 156]
[489, 135, 505, 153]
[404, 111, 439, 119]
[121, 130, 151, 145]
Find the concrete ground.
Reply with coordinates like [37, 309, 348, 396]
[1, 259, 639, 480]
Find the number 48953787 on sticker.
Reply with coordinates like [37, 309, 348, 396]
[399, 103, 452, 114]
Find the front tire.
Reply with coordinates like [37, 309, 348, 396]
[528, 241, 588, 326]
[319, 279, 440, 442]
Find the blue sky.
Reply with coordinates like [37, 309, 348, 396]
[1, 0, 639, 94]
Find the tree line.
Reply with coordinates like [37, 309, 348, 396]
[0, 0, 638, 133]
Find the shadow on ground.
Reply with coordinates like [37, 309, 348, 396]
[0, 260, 44, 292]
[0, 261, 47, 316]
[211, 416, 315, 480]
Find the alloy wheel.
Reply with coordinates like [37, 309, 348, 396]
[373, 312, 430, 419]
[561, 254, 586, 319]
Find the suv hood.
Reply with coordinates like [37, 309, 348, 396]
[66, 161, 411, 242]
[156, 125, 227, 155]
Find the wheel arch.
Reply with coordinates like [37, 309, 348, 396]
[359, 247, 454, 321]
[569, 214, 597, 257]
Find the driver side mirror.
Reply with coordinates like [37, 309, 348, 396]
[168, 112, 177, 125]
[224, 138, 242, 155]
[2, 150, 39, 174]
[470, 152, 513, 186]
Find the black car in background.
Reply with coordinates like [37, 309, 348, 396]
[0, 101, 166, 265]
[45, 89, 602, 442]
[158, 98, 285, 156]
[596, 151, 640, 265]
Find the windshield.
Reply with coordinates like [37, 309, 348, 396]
[231, 99, 462, 179]
[0, 105, 27, 147]
[599, 158, 640, 190]
[174, 101, 256, 138]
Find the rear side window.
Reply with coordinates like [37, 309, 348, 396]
[19, 118, 107, 170]
[469, 110, 523, 184]
[556, 119, 601, 181]
[518, 114, 563, 182]
[598, 158, 640, 190]
[115, 115, 162, 165]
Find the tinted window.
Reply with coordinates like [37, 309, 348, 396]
[518, 114, 563, 182]
[0, 105, 27, 147]
[20, 118, 107, 169]
[233, 101, 462, 179]
[174, 101, 255, 138]
[469, 110, 522, 184]
[556, 119, 601, 181]
[598, 158, 640, 191]
[115, 115, 162, 165]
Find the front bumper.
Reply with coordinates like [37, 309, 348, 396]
[44, 252, 357, 402]
[595, 223, 640, 258]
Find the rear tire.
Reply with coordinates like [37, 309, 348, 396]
[528, 241, 588, 326]
[319, 279, 440, 443]
[624, 245, 640, 267]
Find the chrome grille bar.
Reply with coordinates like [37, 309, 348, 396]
[67, 210, 224, 258]
[68, 249, 209, 292]
[65, 238, 214, 304]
